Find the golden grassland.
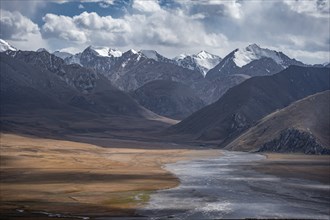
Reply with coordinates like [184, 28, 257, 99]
[0, 133, 220, 218]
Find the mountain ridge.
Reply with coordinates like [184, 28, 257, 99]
[225, 91, 330, 154]
[167, 66, 330, 145]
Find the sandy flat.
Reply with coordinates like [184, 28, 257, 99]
[0, 133, 220, 218]
[250, 153, 330, 184]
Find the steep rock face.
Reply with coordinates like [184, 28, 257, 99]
[0, 54, 76, 112]
[168, 66, 330, 144]
[52, 51, 73, 60]
[5, 50, 102, 93]
[140, 50, 175, 64]
[258, 128, 330, 154]
[132, 80, 206, 119]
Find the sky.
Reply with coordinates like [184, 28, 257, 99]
[0, 0, 329, 64]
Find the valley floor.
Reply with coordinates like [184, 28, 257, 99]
[0, 133, 329, 219]
[0, 133, 219, 219]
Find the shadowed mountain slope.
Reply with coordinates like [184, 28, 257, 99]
[225, 91, 330, 154]
[0, 52, 157, 118]
[168, 66, 330, 145]
[0, 53, 177, 139]
[132, 80, 206, 120]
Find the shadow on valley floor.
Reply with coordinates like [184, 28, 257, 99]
[0, 170, 176, 184]
[0, 206, 190, 220]
[0, 112, 212, 150]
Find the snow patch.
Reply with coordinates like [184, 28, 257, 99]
[129, 49, 138, 54]
[89, 46, 122, 57]
[109, 48, 122, 57]
[0, 39, 17, 52]
[90, 46, 110, 57]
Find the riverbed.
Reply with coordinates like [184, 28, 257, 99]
[139, 150, 330, 219]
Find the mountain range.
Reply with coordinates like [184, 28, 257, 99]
[0, 50, 173, 138]
[1, 39, 329, 153]
[0, 40, 322, 104]
[56, 42, 317, 106]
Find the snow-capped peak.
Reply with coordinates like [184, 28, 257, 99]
[89, 46, 109, 57]
[0, 39, 17, 52]
[196, 50, 217, 59]
[233, 44, 283, 67]
[129, 49, 138, 54]
[87, 46, 122, 57]
[174, 50, 222, 76]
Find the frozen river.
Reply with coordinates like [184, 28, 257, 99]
[139, 151, 330, 219]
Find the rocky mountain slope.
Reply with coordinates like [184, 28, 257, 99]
[207, 44, 305, 79]
[64, 46, 204, 93]
[132, 80, 206, 119]
[225, 91, 330, 154]
[19, 43, 309, 105]
[201, 44, 307, 103]
[167, 66, 330, 145]
[52, 51, 73, 59]
[0, 51, 159, 118]
[2, 40, 314, 106]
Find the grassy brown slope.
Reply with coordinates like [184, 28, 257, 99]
[0, 133, 220, 218]
[225, 91, 330, 153]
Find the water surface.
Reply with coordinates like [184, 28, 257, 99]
[139, 151, 330, 219]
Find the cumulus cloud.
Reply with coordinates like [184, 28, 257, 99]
[0, 0, 46, 17]
[177, 0, 243, 19]
[57, 0, 114, 4]
[0, 9, 40, 40]
[40, 2, 228, 53]
[283, 0, 329, 18]
[2, 0, 328, 64]
[132, 0, 161, 13]
[180, 0, 329, 62]
[42, 14, 88, 43]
